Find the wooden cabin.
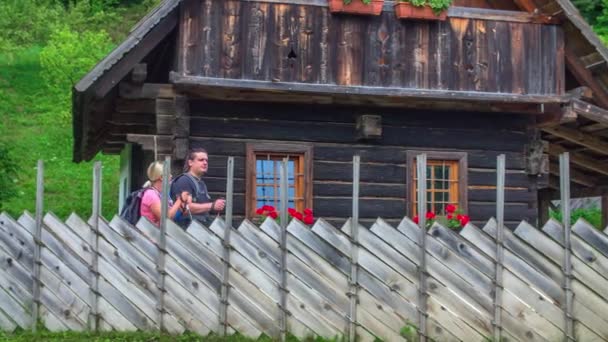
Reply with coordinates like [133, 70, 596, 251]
[73, 0, 608, 228]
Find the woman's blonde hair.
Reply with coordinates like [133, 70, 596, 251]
[143, 161, 165, 187]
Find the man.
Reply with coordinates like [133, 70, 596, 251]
[170, 148, 226, 228]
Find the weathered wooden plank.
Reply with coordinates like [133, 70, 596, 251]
[346, 220, 490, 341]
[208, 219, 343, 338]
[220, 0, 242, 79]
[200, 0, 222, 77]
[372, 219, 564, 341]
[542, 219, 608, 285]
[572, 219, 608, 258]
[105, 217, 234, 335]
[242, 2, 270, 81]
[0, 307, 17, 332]
[139, 218, 274, 337]
[473, 222, 608, 339]
[24, 214, 154, 331]
[14, 213, 128, 331]
[510, 221, 608, 311]
[0, 264, 31, 329]
[83, 219, 213, 335]
[52, 218, 178, 332]
[424, 221, 603, 341]
[43, 214, 184, 333]
[256, 218, 401, 342]
[0, 243, 82, 330]
[310, 219, 459, 341]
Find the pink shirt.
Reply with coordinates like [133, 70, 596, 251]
[140, 188, 172, 226]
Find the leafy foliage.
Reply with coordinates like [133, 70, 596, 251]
[549, 207, 603, 229]
[0, 142, 19, 210]
[401, 0, 452, 12]
[39, 26, 114, 120]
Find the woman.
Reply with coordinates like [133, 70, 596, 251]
[140, 161, 191, 226]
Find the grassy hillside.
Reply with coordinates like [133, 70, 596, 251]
[0, 0, 160, 219]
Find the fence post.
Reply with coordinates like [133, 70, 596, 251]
[32, 160, 44, 331]
[278, 158, 289, 342]
[348, 155, 360, 342]
[219, 157, 234, 335]
[90, 161, 102, 331]
[416, 154, 428, 342]
[559, 153, 575, 341]
[157, 156, 170, 332]
[493, 155, 506, 341]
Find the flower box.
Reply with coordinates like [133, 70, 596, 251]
[394, 2, 448, 21]
[328, 0, 384, 16]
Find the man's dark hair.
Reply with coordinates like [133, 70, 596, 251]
[183, 147, 208, 172]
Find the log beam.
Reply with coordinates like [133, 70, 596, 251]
[543, 126, 608, 155]
[549, 143, 608, 176]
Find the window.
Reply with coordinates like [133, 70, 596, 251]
[406, 151, 467, 216]
[246, 143, 313, 218]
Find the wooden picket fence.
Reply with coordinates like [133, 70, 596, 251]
[1, 211, 608, 341]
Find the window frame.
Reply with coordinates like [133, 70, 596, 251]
[406, 150, 468, 217]
[246, 142, 313, 218]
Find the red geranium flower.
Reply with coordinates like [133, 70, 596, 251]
[262, 205, 275, 212]
[447, 214, 453, 220]
[303, 215, 314, 225]
[446, 204, 456, 214]
[413, 216, 419, 224]
[294, 212, 304, 221]
[288, 208, 297, 216]
[256, 208, 265, 215]
[303, 208, 313, 216]
[268, 211, 278, 219]
[459, 215, 470, 226]
[426, 212, 436, 220]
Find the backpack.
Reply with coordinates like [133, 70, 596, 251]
[119, 187, 151, 225]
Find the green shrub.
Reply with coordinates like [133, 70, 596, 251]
[549, 207, 603, 229]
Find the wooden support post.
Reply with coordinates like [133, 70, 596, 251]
[559, 153, 575, 342]
[348, 156, 360, 342]
[493, 155, 505, 341]
[416, 154, 428, 342]
[90, 161, 102, 331]
[538, 190, 552, 226]
[157, 156, 170, 331]
[32, 160, 44, 331]
[219, 157, 234, 335]
[278, 159, 289, 342]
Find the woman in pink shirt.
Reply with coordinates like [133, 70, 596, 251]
[140, 161, 191, 226]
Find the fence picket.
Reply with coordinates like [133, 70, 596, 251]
[138, 218, 274, 337]
[572, 221, 608, 257]
[474, 221, 608, 339]
[543, 219, 608, 279]
[3, 204, 608, 340]
[208, 219, 345, 339]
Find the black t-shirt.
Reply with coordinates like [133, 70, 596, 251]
[170, 173, 212, 227]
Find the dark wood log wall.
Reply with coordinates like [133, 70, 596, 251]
[189, 100, 538, 228]
[178, 0, 564, 95]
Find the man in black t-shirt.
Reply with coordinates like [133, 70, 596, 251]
[170, 148, 226, 228]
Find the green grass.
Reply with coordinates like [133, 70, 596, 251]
[0, 46, 119, 220]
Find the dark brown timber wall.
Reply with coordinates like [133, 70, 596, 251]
[188, 100, 539, 228]
[178, 0, 564, 95]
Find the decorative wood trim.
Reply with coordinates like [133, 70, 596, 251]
[406, 150, 468, 217]
[245, 142, 313, 218]
[447, 7, 558, 24]
[93, 11, 178, 99]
